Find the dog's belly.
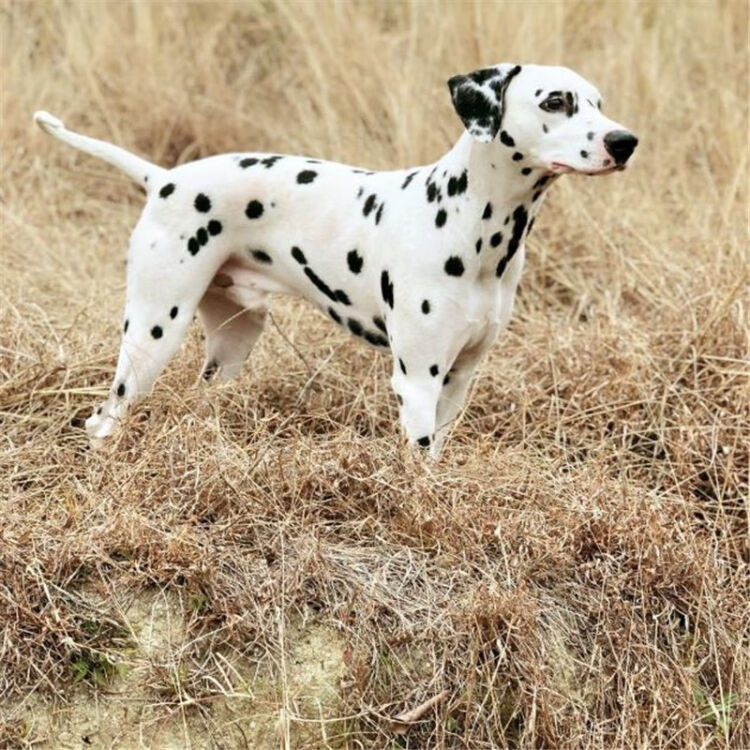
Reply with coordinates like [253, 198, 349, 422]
[211, 231, 392, 348]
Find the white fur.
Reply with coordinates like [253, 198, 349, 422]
[34, 64, 636, 456]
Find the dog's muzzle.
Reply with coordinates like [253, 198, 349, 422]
[603, 130, 639, 165]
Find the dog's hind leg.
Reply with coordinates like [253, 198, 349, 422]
[84, 220, 221, 443]
[197, 284, 268, 382]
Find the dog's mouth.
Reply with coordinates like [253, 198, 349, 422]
[550, 161, 626, 176]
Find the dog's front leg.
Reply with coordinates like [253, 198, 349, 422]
[390, 363, 443, 454]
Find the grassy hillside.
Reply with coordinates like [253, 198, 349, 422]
[1, 1, 747, 747]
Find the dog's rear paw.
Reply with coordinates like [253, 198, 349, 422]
[85, 408, 118, 443]
[33, 110, 64, 134]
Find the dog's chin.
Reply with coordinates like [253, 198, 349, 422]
[550, 161, 626, 176]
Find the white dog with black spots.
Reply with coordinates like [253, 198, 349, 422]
[34, 63, 637, 456]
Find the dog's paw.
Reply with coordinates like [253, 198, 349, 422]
[85, 408, 118, 442]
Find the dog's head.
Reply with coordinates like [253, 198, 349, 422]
[448, 63, 638, 175]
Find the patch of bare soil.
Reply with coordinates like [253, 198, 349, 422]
[2, 590, 345, 749]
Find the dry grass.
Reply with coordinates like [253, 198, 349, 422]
[1, 1, 748, 747]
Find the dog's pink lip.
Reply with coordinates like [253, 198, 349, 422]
[550, 161, 624, 176]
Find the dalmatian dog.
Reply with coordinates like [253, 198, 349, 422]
[34, 63, 637, 456]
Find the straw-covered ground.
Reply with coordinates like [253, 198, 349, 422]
[1, 1, 748, 748]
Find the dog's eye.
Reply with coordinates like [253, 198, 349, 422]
[540, 97, 566, 113]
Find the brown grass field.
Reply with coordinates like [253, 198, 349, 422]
[1, 1, 748, 747]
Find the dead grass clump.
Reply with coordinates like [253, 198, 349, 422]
[1, 0, 749, 747]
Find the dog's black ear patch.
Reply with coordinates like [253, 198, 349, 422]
[447, 64, 521, 143]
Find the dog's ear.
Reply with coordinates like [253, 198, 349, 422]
[447, 64, 522, 142]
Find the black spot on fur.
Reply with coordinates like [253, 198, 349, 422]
[499, 131, 515, 148]
[364, 330, 389, 347]
[151, 325, 163, 339]
[417, 436, 431, 447]
[245, 200, 264, 219]
[401, 171, 418, 189]
[435, 209, 447, 228]
[496, 204, 528, 277]
[527, 217, 536, 235]
[304, 267, 339, 303]
[207, 220, 222, 236]
[117, 382, 126, 397]
[203, 359, 218, 380]
[535, 89, 542, 96]
[170, 306, 178, 319]
[347, 249, 364, 274]
[357, 186, 364, 198]
[261, 155, 283, 168]
[396, 394, 403, 405]
[580, 150, 589, 159]
[512, 152, 523, 161]
[194, 193, 211, 212]
[587, 131, 595, 141]
[375, 203, 384, 224]
[328, 307, 341, 324]
[347, 318, 364, 337]
[447, 169, 468, 197]
[533, 191, 542, 201]
[482, 202, 492, 220]
[197, 227, 208, 246]
[381, 270, 394, 309]
[399, 358, 407, 375]
[427, 182, 439, 203]
[421, 299, 430, 314]
[363, 194, 377, 216]
[444, 256, 464, 276]
[123, 319, 129, 333]
[188, 237, 199, 255]
[533, 175, 551, 190]
[159, 183, 175, 199]
[251, 249, 272, 264]
[239, 157, 258, 168]
[429, 364, 439, 377]
[291, 246, 307, 265]
[475, 238, 482, 253]
[521, 167, 532, 175]
[373, 316, 387, 333]
[542, 124, 548, 134]
[297, 170, 317, 184]
[490, 232, 503, 247]
[335, 289, 351, 305]
[508, 206, 529, 260]
[443, 373, 451, 386]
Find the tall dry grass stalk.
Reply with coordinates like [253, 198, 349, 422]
[1, 1, 748, 747]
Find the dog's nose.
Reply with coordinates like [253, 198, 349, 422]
[603, 130, 638, 165]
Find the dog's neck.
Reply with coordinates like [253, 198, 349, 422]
[436, 132, 554, 275]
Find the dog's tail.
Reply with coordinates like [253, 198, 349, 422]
[33, 111, 166, 189]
